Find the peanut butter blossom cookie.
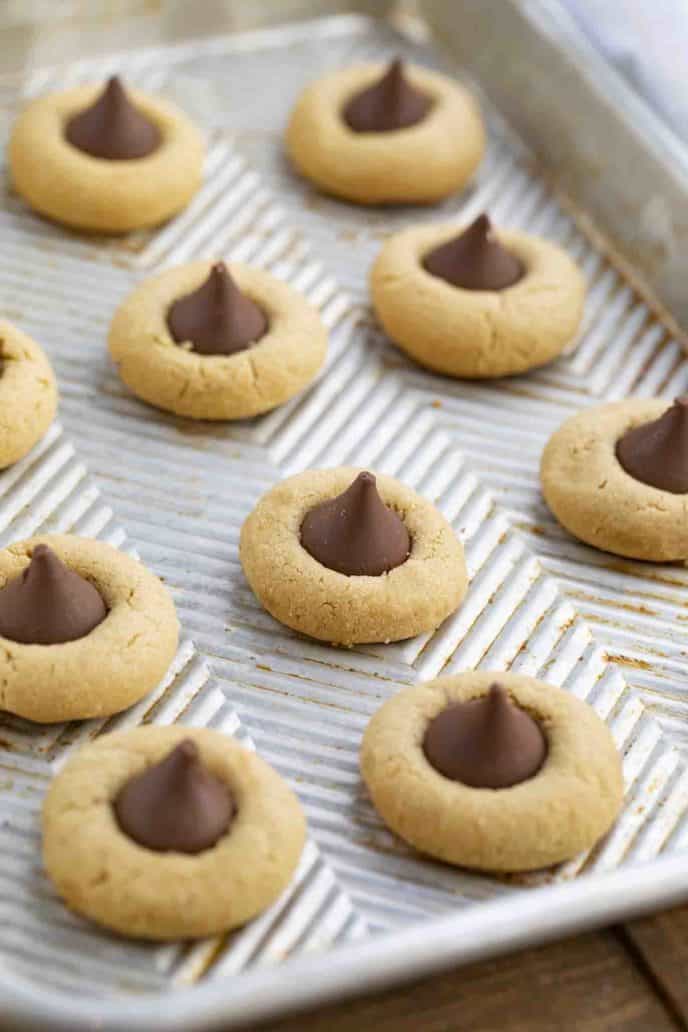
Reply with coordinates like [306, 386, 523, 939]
[42, 726, 306, 939]
[361, 672, 623, 871]
[9, 76, 204, 233]
[0, 320, 57, 468]
[541, 397, 688, 560]
[240, 467, 467, 645]
[0, 535, 179, 723]
[371, 214, 585, 378]
[286, 58, 485, 204]
[109, 260, 327, 420]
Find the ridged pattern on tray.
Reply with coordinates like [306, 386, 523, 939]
[0, 438, 364, 995]
[2, 11, 688, 998]
[201, 18, 688, 751]
[0, 155, 364, 1001]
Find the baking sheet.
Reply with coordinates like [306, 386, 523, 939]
[3, 8, 688, 1030]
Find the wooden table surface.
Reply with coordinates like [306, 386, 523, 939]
[248, 904, 688, 1032]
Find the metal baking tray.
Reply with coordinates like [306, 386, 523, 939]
[3, 2, 688, 1029]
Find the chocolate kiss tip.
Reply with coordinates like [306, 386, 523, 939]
[65, 74, 161, 160]
[300, 470, 410, 577]
[384, 58, 404, 87]
[207, 262, 239, 303]
[422, 680, 546, 789]
[114, 739, 234, 854]
[0, 544, 107, 645]
[488, 681, 507, 702]
[176, 739, 199, 762]
[156, 739, 200, 775]
[616, 396, 688, 494]
[166, 261, 267, 356]
[423, 212, 524, 292]
[343, 55, 431, 133]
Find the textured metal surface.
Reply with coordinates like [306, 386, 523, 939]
[420, 0, 688, 336]
[0, 1, 394, 75]
[0, 423, 364, 1002]
[2, 9, 688, 1029]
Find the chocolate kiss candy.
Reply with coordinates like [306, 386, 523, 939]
[65, 76, 161, 160]
[167, 262, 268, 356]
[423, 214, 525, 291]
[423, 683, 546, 788]
[300, 471, 410, 576]
[0, 544, 107, 645]
[114, 739, 234, 854]
[616, 397, 688, 493]
[343, 57, 432, 133]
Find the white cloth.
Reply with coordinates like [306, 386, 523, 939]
[564, 0, 688, 141]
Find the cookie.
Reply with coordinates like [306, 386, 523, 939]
[109, 260, 327, 420]
[0, 535, 179, 723]
[286, 59, 485, 205]
[42, 725, 306, 940]
[9, 76, 204, 233]
[371, 214, 585, 378]
[0, 320, 57, 467]
[361, 672, 623, 872]
[239, 467, 467, 646]
[541, 397, 688, 560]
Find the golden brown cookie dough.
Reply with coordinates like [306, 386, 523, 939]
[541, 398, 688, 561]
[0, 320, 57, 467]
[109, 261, 328, 420]
[0, 535, 179, 723]
[43, 725, 306, 940]
[9, 83, 204, 233]
[361, 671, 623, 872]
[370, 222, 585, 378]
[239, 467, 467, 646]
[285, 62, 485, 205]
